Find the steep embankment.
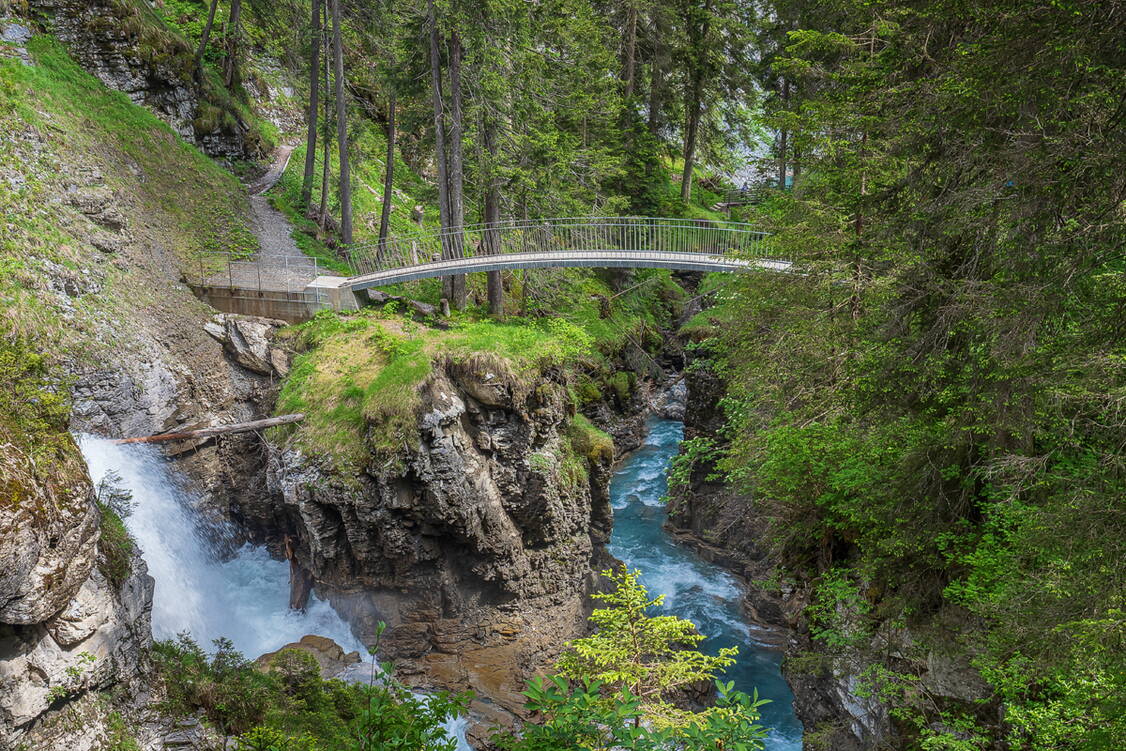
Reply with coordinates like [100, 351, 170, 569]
[1, 13, 306, 747]
[0, 341, 155, 749]
[664, 352, 893, 750]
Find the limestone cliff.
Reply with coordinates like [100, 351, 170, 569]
[0, 430, 154, 748]
[28, 0, 262, 160]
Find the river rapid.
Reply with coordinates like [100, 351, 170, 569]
[609, 418, 804, 749]
[78, 417, 801, 749]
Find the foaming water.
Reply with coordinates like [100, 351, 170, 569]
[78, 437, 471, 749]
[609, 418, 804, 750]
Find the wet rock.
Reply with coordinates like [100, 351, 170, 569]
[256, 634, 363, 679]
[653, 378, 687, 420]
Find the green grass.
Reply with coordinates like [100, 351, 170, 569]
[0, 34, 259, 354]
[272, 308, 612, 472]
[656, 155, 740, 223]
[269, 127, 442, 277]
[271, 254, 694, 472]
[4, 35, 256, 254]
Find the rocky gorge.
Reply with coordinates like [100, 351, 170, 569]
[4, 4, 972, 749]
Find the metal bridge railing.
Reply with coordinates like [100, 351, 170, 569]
[345, 216, 772, 279]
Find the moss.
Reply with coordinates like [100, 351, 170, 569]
[97, 502, 133, 586]
[273, 309, 610, 473]
[0, 337, 71, 467]
[567, 415, 614, 465]
[606, 370, 634, 406]
[104, 710, 141, 751]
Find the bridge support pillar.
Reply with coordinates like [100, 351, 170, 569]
[306, 276, 362, 313]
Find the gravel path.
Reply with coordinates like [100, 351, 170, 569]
[226, 143, 324, 293]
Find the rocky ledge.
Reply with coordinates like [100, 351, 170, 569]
[237, 354, 616, 738]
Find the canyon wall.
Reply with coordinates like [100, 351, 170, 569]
[0, 431, 154, 749]
[29, 0, 264, 160]
[235, 354, 618, 735]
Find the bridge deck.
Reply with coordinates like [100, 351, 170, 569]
[345, 250, 790, 290]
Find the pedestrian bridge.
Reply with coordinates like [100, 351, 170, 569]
[188, 217, 787, 320]
[339, 216, 785, 292]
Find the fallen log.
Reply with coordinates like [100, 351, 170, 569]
[111, 414, 305, 445]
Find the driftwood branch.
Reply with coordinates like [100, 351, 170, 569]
[111, 414, 305, 445]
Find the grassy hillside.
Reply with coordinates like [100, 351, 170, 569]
[272, 263, 684, 473]
[0, 33, 254, 354]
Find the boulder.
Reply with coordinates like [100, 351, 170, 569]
[203, 313, 289, 377]
[256, 634, 362, 679]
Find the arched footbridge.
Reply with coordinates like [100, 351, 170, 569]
[188, 217, 788, 319]
[338, 216, 786, 292]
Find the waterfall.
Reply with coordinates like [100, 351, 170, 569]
[78, 436, 471, 749]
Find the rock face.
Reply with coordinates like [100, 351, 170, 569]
[27, 0, 255, 160]
[0, 434, 154, 747]
[203, 313, 291, 377]
[0, 444, 98, 626]
[256, 357, 615, 726]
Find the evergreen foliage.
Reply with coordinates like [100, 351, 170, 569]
[499, 566, 771, 749]
[685, 0, 1125, 747]
[557, 567, 740, 728]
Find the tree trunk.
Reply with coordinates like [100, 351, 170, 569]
[483, 119, 503, 316]
[378, 91, 396, 256]
[446, 31, 468, 309]
[331, 0, 352, 245]
[428, 1, 454, 305]
[777, 78, 790, 190]
[300, 0, 322, 208]
[680, 85, 701, 203]
[193, 0, 220, 77]
[647, 9, 667, 135]
[111, 414, 305, 445]
[318, 2, 331, 229]
[622, 1, 638, 98]
[223, 0, 242, 89]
